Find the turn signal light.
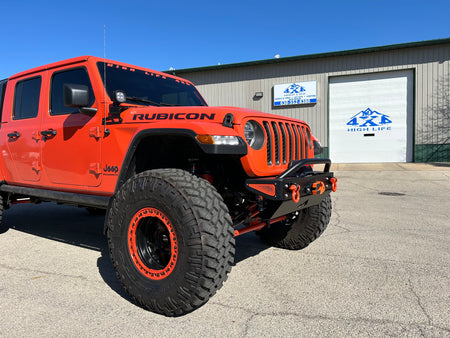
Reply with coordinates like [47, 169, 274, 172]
[248, 183, 276, 196]
[196, 135, 240, 145]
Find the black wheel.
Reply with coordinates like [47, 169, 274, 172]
[86, 207, 106, 216]
[106, 169, 235, 316]
[257, 195, 332, 250]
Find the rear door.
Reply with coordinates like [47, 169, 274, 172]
[3, 75, 44, 182]
[40, 66, 102, 188]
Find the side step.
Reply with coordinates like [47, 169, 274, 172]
[0, 185, 110, 209]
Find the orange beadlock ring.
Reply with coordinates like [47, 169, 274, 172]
[128, 207, 178, 280]
[289, 184, 300, 203]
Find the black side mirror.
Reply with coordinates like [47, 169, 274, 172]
[64, 84, 89, 107]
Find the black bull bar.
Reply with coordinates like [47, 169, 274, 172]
[245, 159, 336, 219]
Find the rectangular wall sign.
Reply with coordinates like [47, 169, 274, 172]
[273, 81, 317, 106]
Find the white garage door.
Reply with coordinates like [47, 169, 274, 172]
[329, 71, 413, 163]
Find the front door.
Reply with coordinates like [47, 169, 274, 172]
[40, 66, 102, 188]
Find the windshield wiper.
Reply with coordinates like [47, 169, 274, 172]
[126, 96, 161, 106]
[159, 102, 181, 106]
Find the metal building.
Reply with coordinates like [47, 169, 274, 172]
[170, 38, 450, 163]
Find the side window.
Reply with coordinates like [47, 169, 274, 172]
[13, 77, 41, 120]
[51, 68, 95, 115]
[0, 80, 7, 120]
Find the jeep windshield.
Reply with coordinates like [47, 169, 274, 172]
[97, 62, 207, 107]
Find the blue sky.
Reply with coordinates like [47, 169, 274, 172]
[1, 0, 449, 79]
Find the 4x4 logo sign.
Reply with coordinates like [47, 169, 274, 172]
[284, 84, 305, 94]
[346, 108, 392, 133]
[347, 108, 392, 127]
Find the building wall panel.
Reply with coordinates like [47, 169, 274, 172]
[176, 42, 450, 161]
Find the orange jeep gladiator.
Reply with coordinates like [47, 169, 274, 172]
[0, 56, 336, 316]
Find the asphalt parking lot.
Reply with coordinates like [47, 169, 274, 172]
[0, 163, 449, 337]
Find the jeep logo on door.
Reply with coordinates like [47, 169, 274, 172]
[104, 164, 119, 175]
[346, 108, 392, 133]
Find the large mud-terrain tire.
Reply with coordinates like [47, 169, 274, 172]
[0, 194, 6, 234]
[257, 195, 332, 250]
[106, 169, 235, 316]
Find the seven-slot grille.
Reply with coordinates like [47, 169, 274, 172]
[262, 121, 312, 166]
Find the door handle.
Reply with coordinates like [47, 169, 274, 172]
[7, 132, 21, 139]
[41, 130, 57, 137]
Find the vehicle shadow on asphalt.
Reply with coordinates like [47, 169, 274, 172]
[234, 232, 271, 264]
[2, 203, 131, 302]
[2, 203, 271, 300]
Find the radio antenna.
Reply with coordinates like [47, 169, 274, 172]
[103, 24, 109, 136]
[103, 24, 106, 60]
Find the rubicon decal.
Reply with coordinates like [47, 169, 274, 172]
[346, 108, 392, 132]
[132, 113, 215, 121]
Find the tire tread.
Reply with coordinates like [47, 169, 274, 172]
[257, 195, 332, 250]
[106, 169, 234, 316]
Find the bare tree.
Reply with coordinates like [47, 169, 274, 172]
[422, 75, 450, 162]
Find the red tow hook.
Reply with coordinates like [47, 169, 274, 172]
[330, 177, 338, 192]
[311, 181, 325, 195]
[289, 184, 300, 203]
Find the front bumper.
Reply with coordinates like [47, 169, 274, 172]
[245, 158, 336, 218]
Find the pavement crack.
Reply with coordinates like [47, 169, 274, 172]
[330, 195, 351, 232]
[333, 224, 351, 232]
[242, 313, 257, 337]
[408, 278, 432, 326]
[0, 262, 89, 281]
[209, 301, 450, 334]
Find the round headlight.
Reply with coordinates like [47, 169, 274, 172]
[244, 121, 265, 150]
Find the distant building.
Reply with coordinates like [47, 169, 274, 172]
[169, 38, 450, 163]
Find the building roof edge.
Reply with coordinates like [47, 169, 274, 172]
[167, 38, 450, 75]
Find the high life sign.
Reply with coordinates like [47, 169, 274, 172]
[273, 81, 317, 106]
